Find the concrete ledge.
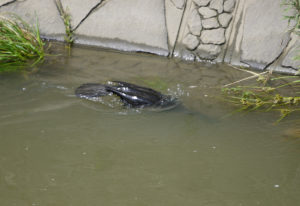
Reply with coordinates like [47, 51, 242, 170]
[74, 0, 169, 56]
[0, 0, 299, 74]
[74, 35, 170, 56]
[240, 0, 292, 70]
[60, 0, 102, 30]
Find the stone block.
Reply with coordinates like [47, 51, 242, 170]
[193, 0, 211, 7]
[200, 28, 225, 44]
[224, 0, 235, 13]
[187, 9, 202, 36]
[209, 0, 223, 14]
[202, 17, 219, 29]
[197, 44, 221, 59]
[180, 49, 196, 61]
[218, 13, 232, 27]
[182, 34, 200, 50]
[198, 7, 217, 19]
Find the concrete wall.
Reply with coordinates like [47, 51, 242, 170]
[0, 0, 299, 74]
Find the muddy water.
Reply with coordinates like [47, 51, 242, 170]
[0, 43, 299, 206]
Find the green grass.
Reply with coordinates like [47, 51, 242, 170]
[61, 6, 74, 46]
[0, 12, 46, 68]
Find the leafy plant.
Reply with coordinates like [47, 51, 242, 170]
[0, 12, 46, 67]
[221, 86, 241, 93]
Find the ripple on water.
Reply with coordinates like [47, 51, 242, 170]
[0, 42, 299, 206]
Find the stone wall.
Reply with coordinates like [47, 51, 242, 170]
[0, 0, 299, 74]
[180, 0, 235, 60]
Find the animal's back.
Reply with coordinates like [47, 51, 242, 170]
[75, 81, 179, 109]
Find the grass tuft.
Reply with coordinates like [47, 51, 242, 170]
[0, 12, 46, 67]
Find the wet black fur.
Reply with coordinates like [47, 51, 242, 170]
[75, 81, 176, 108]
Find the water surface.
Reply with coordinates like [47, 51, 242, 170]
[0, 43, 300, 206]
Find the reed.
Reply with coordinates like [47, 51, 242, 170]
[219, 66, 300, 124]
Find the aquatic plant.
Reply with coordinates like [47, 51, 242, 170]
[219, 65, 300, 124]
[55, 0, 74, 46]
[0, 12, 45, 67]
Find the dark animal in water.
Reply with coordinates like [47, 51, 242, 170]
[75, 81, 179, 109]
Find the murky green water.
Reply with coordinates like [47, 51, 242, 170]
[1, 43, 300, 206]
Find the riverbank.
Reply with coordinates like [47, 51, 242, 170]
[0, 0, 299, 74]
